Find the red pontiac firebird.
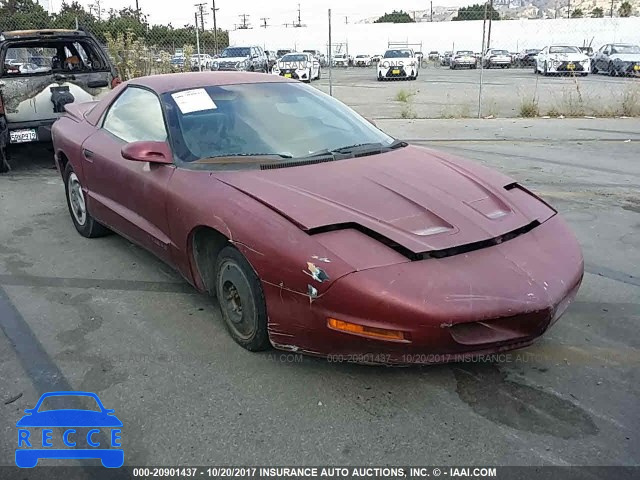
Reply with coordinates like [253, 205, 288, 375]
[51, 72, 583, 364]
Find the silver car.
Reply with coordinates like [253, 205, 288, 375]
[592, 44, 640, 76]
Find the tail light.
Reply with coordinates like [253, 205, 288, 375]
[111, 77, 122, 89]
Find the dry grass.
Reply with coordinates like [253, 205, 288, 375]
[395, 89, 415, 103]
[519, 98, 539, 117]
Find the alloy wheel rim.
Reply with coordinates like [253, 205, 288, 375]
[68, 173, 87, 226]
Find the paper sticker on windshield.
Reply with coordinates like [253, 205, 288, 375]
[171, 88, 217, 114]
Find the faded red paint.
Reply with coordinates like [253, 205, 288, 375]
[52, 72, 584, 364]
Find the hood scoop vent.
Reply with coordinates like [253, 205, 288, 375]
[308, 220, 541, 261]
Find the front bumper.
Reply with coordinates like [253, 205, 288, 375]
[452, 60, 476, 68]
[378, 66, 416, 79]
[612, 61, 640, 74]
[266, 214, 584, 365]
[548, 60, 589, 73]
[274, 69, 310, 80]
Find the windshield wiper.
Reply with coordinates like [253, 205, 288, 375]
[201, 153, 292, 159]
[303, 140, 407, 159]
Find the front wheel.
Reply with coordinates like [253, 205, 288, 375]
[215, 246, 270, 351]
[64, 163, 110, 238]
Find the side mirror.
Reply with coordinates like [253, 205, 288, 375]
[121, 141, 173, 164]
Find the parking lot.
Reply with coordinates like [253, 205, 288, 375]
[1, 112, 639, 468]
[313, 66, 640, 119]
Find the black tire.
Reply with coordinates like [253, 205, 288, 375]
[215, 246, 270, 351]
[608, 62, 617, 77]
[591, 62, 599, 74]
[543, 62, 549, 76]
[63, 163, 109, 238]
[533, 62, 538, 74]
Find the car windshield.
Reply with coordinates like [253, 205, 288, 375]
[549, 46, 580, 53]
[221, 47, 250, 58]
[492, 50, 509, 55]
[384, 50, 412, 58]
[356, 55, 368, 58]
[457, 51, 473, 55]
[38, 395, 101, 412]
[281, 54, 308, 62]
[163, 82, 395, 167]
[611, 45, 640, 54]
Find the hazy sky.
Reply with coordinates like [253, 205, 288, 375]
[49, 0, 470, 29]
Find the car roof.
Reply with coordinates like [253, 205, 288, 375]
[0, 29, 87, 41]
[129, 71, 294, 94]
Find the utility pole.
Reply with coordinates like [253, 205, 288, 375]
[295, 3, 302, 27]
[430, 1, 433, 22]
[260, 17, 269, 28]
[211, 0, 219, 55]
[195, 12, 202, 71]
[345, 16, 348, 24]
[195, 3, 207, 32]
[135, 0, 140, 21]
[238, 14, 250, 29]
[567, 0, 571, 18]
[487, 0, 494, 50]
[610, 0, 614, 17]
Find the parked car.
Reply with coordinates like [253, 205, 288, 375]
[415, 51, 424, 62]
[354, 54, 372, 67]
[450, 50, 477, 69]
[190, 53, 213, 71]
[440, 51, 453, 66]
[535, 45, 590, 76]
[51, 71, 583, 364]
[211, 46, 268, 72]
[170, 55, 185, 71]
[371, 54, 383, 64]
[272, 52, 320, 82]
[0, 28, 118, 172]
[332, 53, 349, 67]
[428, 51, 440, 60]
[483, 49, 512, 69]
[517, 49, 540, 67]
[377, 48, 419, 81]
[591, 43, 640, 76]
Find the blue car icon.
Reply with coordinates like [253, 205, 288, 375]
[16, 391, 123, 468]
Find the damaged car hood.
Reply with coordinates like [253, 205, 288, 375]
[215, 145, 557, 257]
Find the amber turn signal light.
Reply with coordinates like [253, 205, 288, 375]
[327, 318, 408, 342]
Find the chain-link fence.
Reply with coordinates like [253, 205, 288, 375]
[0, 0, 229, 80]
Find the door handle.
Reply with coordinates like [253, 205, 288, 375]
[82, 148, 95, 162]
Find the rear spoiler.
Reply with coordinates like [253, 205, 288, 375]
[63, 101, 98, 122]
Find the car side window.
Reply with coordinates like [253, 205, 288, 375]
[103, 87, 167, 143]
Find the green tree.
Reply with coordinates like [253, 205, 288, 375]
[453, 3, 500, 21]
[619, 1, 633, 16]
[571, 8, 584, 17]
[374, 10, 415, 23]
[0, 0, 51, 30]
[591, 7, 604, 17]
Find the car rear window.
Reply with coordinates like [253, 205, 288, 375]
[2, 39, 108, 76]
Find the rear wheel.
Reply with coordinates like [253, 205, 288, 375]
[215, 246, 270, 351]
[64, 163, 109, 238]
[608, 62, 617, 76]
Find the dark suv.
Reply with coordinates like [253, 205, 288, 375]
[0, 28, 118, 172]
[211, 46, 268, 72]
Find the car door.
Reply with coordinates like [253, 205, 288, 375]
[81, 86, 176, 263]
